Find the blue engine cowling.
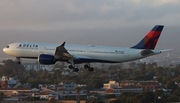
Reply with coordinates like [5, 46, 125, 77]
[38, 54, 56, 65]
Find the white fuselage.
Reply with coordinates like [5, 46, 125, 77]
[3, 42, 161, 63]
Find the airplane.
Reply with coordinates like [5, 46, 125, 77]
[3, 25, 167, 72]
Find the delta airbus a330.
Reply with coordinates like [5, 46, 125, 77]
[3, 25, 167, 72]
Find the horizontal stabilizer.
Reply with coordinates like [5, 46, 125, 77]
[160, 49, 173, 52]
[141, 49, 154, 56]
[141, 49, 161, 56]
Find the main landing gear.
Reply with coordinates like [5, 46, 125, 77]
[68, 64, 79, 72]
[68, 64, 94, 72]
[84, 64, 94, 72]
[15, 57, 21, 64]
[68, 60, 94, 72]
[68, 59, 79, 72]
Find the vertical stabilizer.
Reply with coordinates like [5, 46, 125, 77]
[131, 25, 164, 50]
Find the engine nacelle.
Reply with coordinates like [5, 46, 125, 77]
[38, 54, 56, 65]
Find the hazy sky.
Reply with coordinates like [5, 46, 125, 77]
[0, 0, 180, 58]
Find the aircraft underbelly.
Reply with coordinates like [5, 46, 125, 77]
[78, 53, 129, 63]
[77, 49, 143, 63]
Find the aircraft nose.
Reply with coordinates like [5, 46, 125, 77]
[3, 48, 7, 53]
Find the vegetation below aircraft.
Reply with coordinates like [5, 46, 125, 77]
[1, 59, 180, 102]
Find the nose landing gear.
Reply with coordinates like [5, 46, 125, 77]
[15, 58, 21, 64]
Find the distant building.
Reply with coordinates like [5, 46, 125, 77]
[0, 76, 19, 88]
[39, 84, 56, 90]
[1, 76, 8, 88]
[90, 89, 106, 96]
[57, 82, 79, 90]
[90, 80, 143, 96]
[0, 88, 35, 97]
[120, 80, 137, 87]
[103, 81, 121, 89]
[95, 80, 164, 96]
[39, 89, 58, 100]
[120, 80, 163, 91]
[90, 86, 143, 96]
[106, 87, 143, 96]
[38, 82, 87, 99]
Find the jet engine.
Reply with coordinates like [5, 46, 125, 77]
[38, 54, 56, 65]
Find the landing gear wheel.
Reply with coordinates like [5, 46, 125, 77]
[84, 64, 90, 69]
[73, 68, 79, 72]
[88, 67, 94, 72]
[17, 61, 21, 65]
[15, 58, 21, 65]
[68, 65, 74, 69]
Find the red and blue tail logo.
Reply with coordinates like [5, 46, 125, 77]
[131, 25, 164, 50]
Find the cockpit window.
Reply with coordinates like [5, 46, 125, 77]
[6, 46, 9, 48]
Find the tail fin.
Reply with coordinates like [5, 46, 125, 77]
[131, 25, 164, 50]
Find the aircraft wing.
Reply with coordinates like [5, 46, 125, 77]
[55, 42, 77, 60]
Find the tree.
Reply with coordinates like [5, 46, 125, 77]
[75, 87, 81, 103]
[166, 81, 178, 91]
[0, 92, 4, 103]
[87, 98, 96, 103]
[138, 63, 146, 76]
[155, 90, 164, 96]
[173, 88, 180, 96]
[47, 97, 58, 103]
[167, 95, 179, 102]
[110, 99, 121, 103]
[129, 62, 136, 76]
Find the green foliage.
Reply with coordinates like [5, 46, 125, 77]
[0, 59, 25, 77]
[173, 87, 180, 95]
[104, 94, 116, 99]
[0, 92, 4, 102]
[29, 97, 40, 101]
[139, 63, 146, 76]
[109, 99, 121, 103]
[166, 95, 179, 102]
[87, 98, 104, 103]
[47, 97, 58, 103]
[87, 98, 97, 103]
[166, 80, 178, 91]
[116, 92, 155, 103]
[129, 74, 153, 80]
[155, 90, 164, 96]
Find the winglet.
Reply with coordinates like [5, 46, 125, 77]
[61, 42, 66, 46]
[131, 25, 164, 50]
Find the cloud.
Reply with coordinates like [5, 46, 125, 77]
[154, 0, 180, 6]
[0, 0, 180, 58]
[0, 0, 180, 31]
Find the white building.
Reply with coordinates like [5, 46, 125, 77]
[56, 89, 87, 98]
[103, 81, 121, 89]
[58, 82, 78, 89]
